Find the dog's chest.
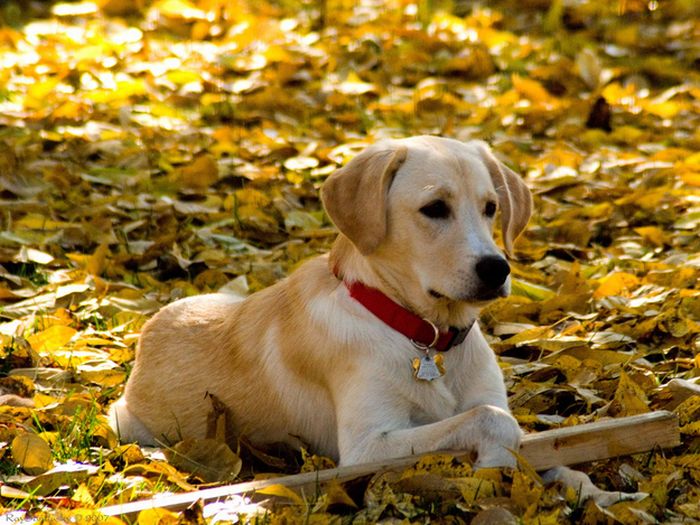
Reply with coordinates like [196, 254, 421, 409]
[398, 347, 469, 424]
[407, 374, 464, 424]
[351, 324, 473, 423]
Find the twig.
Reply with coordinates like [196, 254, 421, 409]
[99, 411, 679, 518]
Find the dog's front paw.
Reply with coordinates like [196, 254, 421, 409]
[474, 447, 518, 469]
[468, 405, 521, 469]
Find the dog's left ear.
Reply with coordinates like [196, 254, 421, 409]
[474, 142, 533, 257]
[321, 142, 408, 255]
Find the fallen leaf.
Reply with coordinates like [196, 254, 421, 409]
[137, 508, 180, 525]
[166, 438, 242, 482]
[11, 433, 54, 475]
[176, 154, 219, 190]
[26, 326, 77, 354]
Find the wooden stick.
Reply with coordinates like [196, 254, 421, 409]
[99, 411, 679, 517]
[518, 410, 679, 470]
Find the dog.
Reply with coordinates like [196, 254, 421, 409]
[109, 135, 531, 470]
[110, 136, 651, 506]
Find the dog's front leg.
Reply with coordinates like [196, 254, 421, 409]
[336, 403, 522, 468]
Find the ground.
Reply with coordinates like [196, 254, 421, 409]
[0, 0, 699, 523]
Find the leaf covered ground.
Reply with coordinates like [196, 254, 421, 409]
[0, 0, 699, 522]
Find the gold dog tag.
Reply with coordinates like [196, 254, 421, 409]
[412, 353, 445, 381]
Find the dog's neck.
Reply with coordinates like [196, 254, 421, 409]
[329, 235, 478, 330]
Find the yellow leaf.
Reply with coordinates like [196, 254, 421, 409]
[256, 483, 304, 505]
[92, 418, 120, 449]
[71, 484, 95, 506]
[177, 155, 219, 190]
[166, 438, 241, 482]
[300, 448, 336, 472]
[611, 371, 650, 417]
[137, 508, 180, 525]
[191, 20, 211, 41]
[324, 480, 357, 508]
[78, 359, 127, 387]
[503, 325, 552, 346]
[675, 395, 700, 426]
[510, 470, 543, 512]
[14, 213, 71, 230]
[676, 500, 700, 520]
[453, 476, 498, 502]
[265, 44, 292, 63]
[111, 444, 146, 465]
[166, 69, 200, 85]
[74, 336, 117, 348]
[610, 125, 646, 145]
[11, 433, 54, 475]
[634, 226, 667, 246]
[26, 78, 60, 105]
[337, 72, 377, 95]
[123, 461, 195, 491]
[511, 279, 556, 301]
[403, 453, 472, 478]
[512, 74, 554, 104]
[27, 325, 77, 353]
[152, 0, 207, 20]
[593, 272, 640, 299]
[33, 393, 60, 408]
[97, 0, 143, 16]
[642, 100, 683, 119]
[87, 243, 110, 276]
[602, 83, 638, 104]
[236, 204, 279, 232]
[681, 171, 700, 187]
[234, 188, 271, 207]
[680, 421, 700, 436]
[22, 462, 98, 497]
[87, 80, 148, 103]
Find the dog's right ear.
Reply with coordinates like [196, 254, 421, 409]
[321, 143, 407, 255]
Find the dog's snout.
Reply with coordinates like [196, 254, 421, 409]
[475, 255, 510, 290]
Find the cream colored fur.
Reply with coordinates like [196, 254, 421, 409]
[110, 136, 531, 468]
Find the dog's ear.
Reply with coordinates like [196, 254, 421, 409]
[321, 143, 408, 255]
[474, 142, 533, 256]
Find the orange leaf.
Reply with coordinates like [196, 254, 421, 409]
[594, 272, 640, 299]
[512, 74, 554, 104]
[634, 226, 667, 246]
[177, 155, 219, 190]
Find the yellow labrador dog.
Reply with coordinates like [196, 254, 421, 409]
[110, 136, 531, 468]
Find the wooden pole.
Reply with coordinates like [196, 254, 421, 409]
[99, 411, 679, 518]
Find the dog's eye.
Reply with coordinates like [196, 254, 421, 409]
[484, 201, 497, 218]
[420, 200, 450, 219]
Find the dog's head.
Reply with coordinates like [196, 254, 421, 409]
[322, 136, 532, 319]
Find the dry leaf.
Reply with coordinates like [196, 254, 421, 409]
[11, 433, 54, 475]
[26, 326, 77, 354]
[166, 438, 242, 482]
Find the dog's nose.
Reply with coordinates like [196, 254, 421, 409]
[475, 255, 510, 290]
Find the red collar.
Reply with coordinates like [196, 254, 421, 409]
[341, 279, 474, 352]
